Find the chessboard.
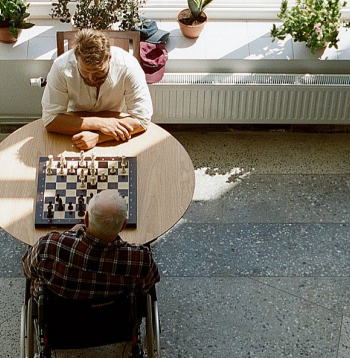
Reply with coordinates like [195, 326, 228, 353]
[35, 153, 137, 228]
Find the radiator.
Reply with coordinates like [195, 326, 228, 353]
[149, 73, 350, 124]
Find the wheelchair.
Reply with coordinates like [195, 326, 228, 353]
[20, 279, 161, 358]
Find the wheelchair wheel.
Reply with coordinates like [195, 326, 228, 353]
[153, 301, 161, 358]
[146, 294, 154, 358]
[26, 298, 35, 358]
[20, 304, 27, 358]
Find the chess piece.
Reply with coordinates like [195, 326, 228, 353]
[121, 156, 127, 174]
[68, 201, 74, 211]
[69, 165, 75, 174]
[47, 155, 53, 175]
[56, 194, 60, 202]
[110, 165, 117, 174]
[57, 198, 64, 211]
[78, 196, 85, 217]
[60, 154, 66, 167]
[90, 175, 96, 186]
[87, 192, 94, 204]
[79, 150, 86, 167]
[100, 172, 106, 181]
[59, 164, 65, 175]
[90, 152, 96, 171]
[47, 201, 54, 218]
[89, 163, 96, 176]
[80, 168, 85, 180]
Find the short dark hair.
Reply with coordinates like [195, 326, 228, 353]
[74, 29, 110, 68]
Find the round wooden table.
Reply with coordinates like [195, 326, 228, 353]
[0, 120, 195, 246]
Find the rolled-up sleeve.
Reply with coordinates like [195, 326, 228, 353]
[124, 65, 153, 129]
[41, 62, 69, 127]
[41, 48, 153, 129]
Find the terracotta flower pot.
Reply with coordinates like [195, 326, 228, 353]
[177, 9, 207, 39]
[0, 26, 22, 44]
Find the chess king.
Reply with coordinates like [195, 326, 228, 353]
[41, 29, 153, 150]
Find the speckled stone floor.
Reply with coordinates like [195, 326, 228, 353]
[1, 129, 350, 358]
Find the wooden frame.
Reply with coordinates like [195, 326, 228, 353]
[56, 30, 141, 62]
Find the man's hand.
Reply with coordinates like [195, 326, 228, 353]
[98, 118, 134, 141]
[46, 112, 145, 145]
[72, 131, 100, 150]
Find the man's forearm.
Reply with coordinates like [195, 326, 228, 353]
[46, 111, 145, 137]
[45, 112, 110, 135]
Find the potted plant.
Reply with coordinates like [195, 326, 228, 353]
[51, 0, 145, 31]
[177, 0, 214, 39]
[271, 0, 348, 55]
[0, 0, 34, 43]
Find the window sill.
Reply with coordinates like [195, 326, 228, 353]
[1, 19, 350, 74]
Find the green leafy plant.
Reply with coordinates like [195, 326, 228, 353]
[188, 0, 214, 21]
[178, 0, 214, 26]
[51, 0, 146, 31]
[0, 0, 35, 39]
[271, 0, 348, 54]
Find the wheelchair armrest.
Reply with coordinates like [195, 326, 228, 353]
[37, 285, 48, 325]
[128, 291, 136, 324]
[147, 284, 157, 301]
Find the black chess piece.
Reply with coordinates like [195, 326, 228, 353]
[68, 201, 73, 211]
[78, 196, 85, 217]
[87, 192, 94, 204]
[57, 198, 64, 211]
[47, 201, 54, 219]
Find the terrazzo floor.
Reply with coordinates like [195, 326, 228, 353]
[1, 129, 350, 357]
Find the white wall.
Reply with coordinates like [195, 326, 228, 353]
[0, 60, 52, 122]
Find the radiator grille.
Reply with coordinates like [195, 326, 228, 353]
[149, 73, 350, 124]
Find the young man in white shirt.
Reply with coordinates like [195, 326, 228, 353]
[42, 29, 153, 150]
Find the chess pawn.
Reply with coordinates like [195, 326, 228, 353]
[80, 168, 85, 180]
[48, 155, 53, 167]
[110, 165, 117, 174]
[58, 164, 65, 175]
[90, 175, 96, 186]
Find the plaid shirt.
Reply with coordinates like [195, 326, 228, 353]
[22, 227, 160, 299]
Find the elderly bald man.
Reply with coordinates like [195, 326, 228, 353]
[23, 190, 160, 299]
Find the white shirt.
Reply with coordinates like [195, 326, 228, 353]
[41, 47, 153, 129]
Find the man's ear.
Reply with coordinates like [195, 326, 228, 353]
[85, 211, 89, 228]
[121, 219, 127, 231]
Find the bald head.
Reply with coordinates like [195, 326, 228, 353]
[86, 190, 127, 240]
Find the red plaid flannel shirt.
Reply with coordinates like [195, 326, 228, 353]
[22, 227, 160, 299]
